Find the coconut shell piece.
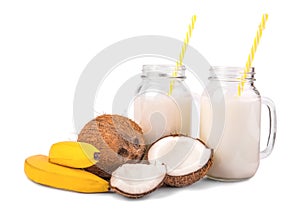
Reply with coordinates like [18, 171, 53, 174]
[164, 155, 213, 187]
[110, 163, 167, 199]
[147, 134, 213, 187]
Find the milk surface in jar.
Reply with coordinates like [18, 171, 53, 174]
[200, 94, 261, 179]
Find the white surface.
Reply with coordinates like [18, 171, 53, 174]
[110, 164, 166, 195]
[0, 0, 299, 212]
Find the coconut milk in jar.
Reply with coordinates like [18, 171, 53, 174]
[133, 65, 193, 146]
[200, 66, 277, 181]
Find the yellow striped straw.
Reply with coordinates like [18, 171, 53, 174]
[169, 15, 197, 95]
[238, 13, 269, 96]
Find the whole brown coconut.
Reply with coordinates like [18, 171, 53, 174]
[77, 114, 146, 179]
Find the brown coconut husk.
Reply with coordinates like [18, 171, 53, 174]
[164, 155, 213, 187]
[78, 114, 146, 178]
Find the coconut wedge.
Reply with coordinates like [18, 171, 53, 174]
[110, 163, 167, 198]
[147, 135, 213, 187]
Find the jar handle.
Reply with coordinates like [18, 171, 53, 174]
[260, 97, 277, 159]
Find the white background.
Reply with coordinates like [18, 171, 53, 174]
[0, 0, 299, 212]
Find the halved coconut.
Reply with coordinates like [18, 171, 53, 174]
[147, 135, 213, 187]
[110, 163, 167, 198]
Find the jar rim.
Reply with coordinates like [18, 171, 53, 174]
[209, 66, 256, 82]
[142, 64, 186, 78]
[210, 66, 255, 73]
[143, 64, 186, 71]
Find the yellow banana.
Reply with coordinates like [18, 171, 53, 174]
[49, 141, 100, 168]
[24, 155, 109, 193]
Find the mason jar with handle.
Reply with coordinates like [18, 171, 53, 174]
[200, 66, 277, 181]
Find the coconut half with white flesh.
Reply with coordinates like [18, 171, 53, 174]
[110, 163, 167, 198]
[147, 135, 213, 187]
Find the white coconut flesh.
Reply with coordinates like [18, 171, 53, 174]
[147, 135, 212, 176]
[110, 163, 166, 195]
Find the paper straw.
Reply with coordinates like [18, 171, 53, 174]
[238, 14, 269, 96]
[169, 15, 197, 95]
